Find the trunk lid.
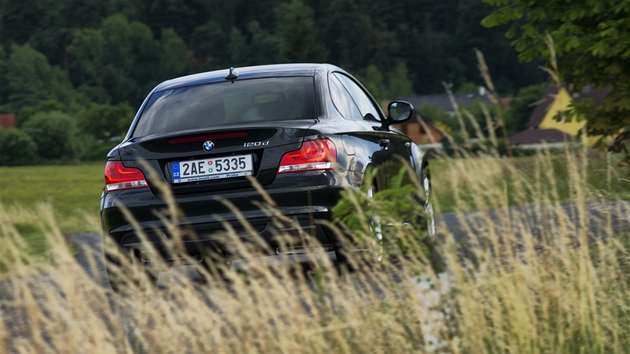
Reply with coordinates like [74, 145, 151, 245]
[118, 120, 316, 195]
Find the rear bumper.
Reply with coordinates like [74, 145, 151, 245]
[100, 171, 348, 260]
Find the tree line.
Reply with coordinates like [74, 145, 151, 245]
[0, 0, 547, 165]
[483, 0, 630, 156]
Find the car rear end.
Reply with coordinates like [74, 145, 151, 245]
[100, 71, 346, 264]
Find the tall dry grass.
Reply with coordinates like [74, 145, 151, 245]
[434, 146, 630, 353]
[1, 144, 630, 353]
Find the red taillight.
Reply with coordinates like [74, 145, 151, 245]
[278, 139, 337, 174]
[104, 161, 149, 192]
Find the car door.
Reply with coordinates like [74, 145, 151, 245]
[331, 72, 412, 190]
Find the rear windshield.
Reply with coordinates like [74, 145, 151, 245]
[132, 77, 316, 137]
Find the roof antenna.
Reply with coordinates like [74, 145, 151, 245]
[225, 67, 239, 82]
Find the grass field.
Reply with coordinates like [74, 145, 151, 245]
[431, 150, 630, 213]
[0, 162, 104, 233]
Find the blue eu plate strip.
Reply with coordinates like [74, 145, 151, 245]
[172, 162, 181, 179]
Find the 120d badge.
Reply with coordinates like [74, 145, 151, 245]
[243, 141, 269, 147]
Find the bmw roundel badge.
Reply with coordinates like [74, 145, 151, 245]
[203, 141, 215, 152]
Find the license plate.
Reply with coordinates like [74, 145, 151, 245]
[171, 155, 253, 183]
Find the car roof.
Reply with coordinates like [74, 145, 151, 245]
[155, 63, 343, 92]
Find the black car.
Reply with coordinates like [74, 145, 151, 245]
[100, 63, 433, 287]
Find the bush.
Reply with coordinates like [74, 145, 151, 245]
[512, 146, 537, 157]
[17, 100, 67, 128]
[78, 103, 134, 141]
[440, 132, 467, 157]
[419, 103, 457, 131]
[473, 138, 508, 156]
[0, 128, 38, 166]
[79, 135, 121, 161]
[22, 111, 80, 160]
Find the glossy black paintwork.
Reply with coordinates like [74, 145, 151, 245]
[119, 120, 317, 196]
[101, 63, 427, 260]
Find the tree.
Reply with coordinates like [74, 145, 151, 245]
[0, 128, 37, 166]
[190, 20, 227, 69]
[322, 0, 381, 71]
[67, 14, 188, 107]
[1, 0, 133, 69]
[482, 0, 630, 152]
[1, 0, 47, 46]
[3, 44, 78, 112]
[99, 14, 159, 104]
[276, 0, 327, 63]
[455, 0, 545, 95]
[67, 28, 105, 78]
[247, 21, 280, 65]
[17, 99, 66, 127]
[133, 0, 211, 43]
[356, 65, 385, 101]
[0, 0, 566, 118]
[386, 62, 415, 100]
[22, 111, 80, 160]
[227, 28, 249, 67]
[78, 102, 134, 141]
[159, 28, 188, 80]
[0, 46, 8, 107]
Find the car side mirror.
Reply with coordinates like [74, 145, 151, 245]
[383, 101, 414, 130]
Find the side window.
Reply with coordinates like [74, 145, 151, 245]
[329, 74, 362, 120]
[333, 73, 383, 122]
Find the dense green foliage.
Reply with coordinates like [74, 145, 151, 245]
[504, 83, 547, 135]
[77, 103, 134, 141]
[0, 0, 550, 166]
[22, 111, 80, 160]
[482, 0, 630, 153]
[418, 103, 455, 130]
[0, 0, 544, 108]
[0, 128, 37, 165]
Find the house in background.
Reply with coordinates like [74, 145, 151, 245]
[509, 86, 612, 148]
[0, 113, 15, 129]
[399, 88, 492, 116]
[390, 88, 493, 146]
[393, 113, 443, 145]
[381, 100, 443, 145]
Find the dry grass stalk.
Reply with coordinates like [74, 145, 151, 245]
[474, 48, 513, 157]
[0, 147, 630, 353]
[442, 81, 471, 150]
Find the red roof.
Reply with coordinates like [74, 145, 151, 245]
[0, 114, 15, 129]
